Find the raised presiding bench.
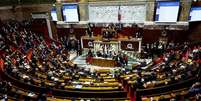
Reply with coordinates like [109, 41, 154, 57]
[91, 57, 116, 67]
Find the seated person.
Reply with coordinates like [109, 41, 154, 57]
[102, 52, 108, 58]
[86, 27, 93, 37]
[102, 27, 114, 40]
[87, 49, 93, 57]
[101, 27, 107, 38]
[96, 51, 102, 57]
[189, 82, 201, 95]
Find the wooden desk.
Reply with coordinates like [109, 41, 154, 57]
[79, 78, 117, 82]
[91, 57, 116, 67]
[81, 36, 142, 54]
[65, 86, 120, 91]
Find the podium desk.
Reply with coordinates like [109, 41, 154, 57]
[91, 57, 116, 67]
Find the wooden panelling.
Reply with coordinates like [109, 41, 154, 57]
[57, 27, 189, 43]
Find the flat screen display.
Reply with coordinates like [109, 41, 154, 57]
[155, 1, 180, 22]
[189, 7, 201, 22]
[51, 7, 58, 21]
[62, 4, 79, 22]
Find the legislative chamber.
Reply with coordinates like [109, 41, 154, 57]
[0, 0, 201, 101]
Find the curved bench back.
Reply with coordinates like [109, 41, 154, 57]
[136, 77, 196, 96]
[2, 72, 127, 98]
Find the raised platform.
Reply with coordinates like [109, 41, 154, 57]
[81, 36, 142, 53]
[72, 54, 151, 72]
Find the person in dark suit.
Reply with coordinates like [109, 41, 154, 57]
[86, 27, 93, 38]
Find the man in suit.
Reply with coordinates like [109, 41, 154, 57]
[86, 27, 93, 38]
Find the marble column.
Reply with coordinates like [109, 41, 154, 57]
[55, 3, 62, 21]
[79, 0, 89, 21]
[146, 0, 155, 21]
[179, 0, 192, 21]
